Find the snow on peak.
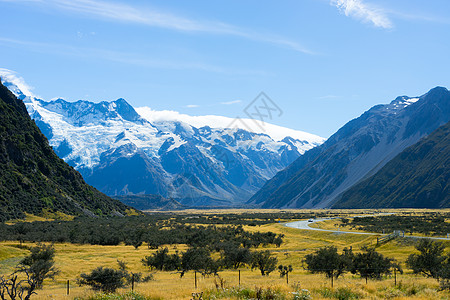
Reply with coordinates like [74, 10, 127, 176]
[0, 68, 35, 99]
[136, 106, 325, 144]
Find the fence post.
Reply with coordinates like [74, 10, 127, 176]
[132, 274, 135, 292]
[67, 280, 69, 295]
[194, 271, 197, 289]
[238, 270, 241, 286]
[286, 271, 289, 284]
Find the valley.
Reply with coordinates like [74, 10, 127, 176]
[1, 1, 449, 299]
[2, 209, 450, 299]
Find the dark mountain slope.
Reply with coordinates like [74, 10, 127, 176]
[0, 80, 132, 221]
[333, 122, 450, 208]
[249, 87, 450, 208]
[114, 194, 183, 211]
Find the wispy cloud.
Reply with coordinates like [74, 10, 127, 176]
[387, 10, 450, 25]
[220, 100, 242, 105]
[317, 95, 341, 100]
[0, 68, 35, 97]
[186, 104, 199, 108]
[3, 0, 314, 55]
[330, 0, 393, 29]
[0, 36, 268, 75]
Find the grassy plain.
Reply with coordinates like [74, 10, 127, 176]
[1, 209, 450, 299]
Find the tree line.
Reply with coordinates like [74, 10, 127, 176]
[304, 239, 450, 290]
[0, 216, 283, 249]
[347, 214, 450, 236]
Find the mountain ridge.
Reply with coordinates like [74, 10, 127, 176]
[248, 86, 450, 208]
[332, 121, 450, 208]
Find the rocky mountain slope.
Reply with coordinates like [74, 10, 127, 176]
[0, 79, 132, 221]
[249, 87, 450, 208]
[332, 121, 450, 208]
[1, 71, 324, 207]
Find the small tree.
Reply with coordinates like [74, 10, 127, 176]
[278, 265, 293, 277]
[0, 243, 58, 300]
[18, 243, 58, 289]
[220, 244, 251, 269]
[251, 250, 277, 276]
[303, 246, 351, 287]
[278, 264, 293, 283]
[142, 248, 181, 271]
[350, 246, 394, 284]
[181, 248, 218, 276]
[406, 239, 446, 280]
[437, 254, 450, 290]
[77, 267, 126, 293]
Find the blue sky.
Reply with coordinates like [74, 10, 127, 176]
[1, 0, 449, 137]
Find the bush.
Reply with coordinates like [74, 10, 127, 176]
[77, 267, 127, 293]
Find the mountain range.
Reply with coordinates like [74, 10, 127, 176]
[249, 87, 450, 208]
[0, 79, 132, 221]
[0, 71, 324, 207]
[2, 69, 448, 210]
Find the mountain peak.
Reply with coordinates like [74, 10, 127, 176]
[424, 86, 449, 99]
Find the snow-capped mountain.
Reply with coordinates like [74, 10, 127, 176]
[249, 87, 450, 208]
[0, 70, 324, 207]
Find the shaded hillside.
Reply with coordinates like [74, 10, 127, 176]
[249, 87, 450, 208]
[333, 122, 450, 208]
[114, 194, 184, 211]
[0, 80, 132, 221]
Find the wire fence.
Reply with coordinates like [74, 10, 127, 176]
[31, 266, 410, 299]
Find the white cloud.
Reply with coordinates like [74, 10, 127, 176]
[220, 100, 242, 105]
[136, 106, 325, 143]
[330, 0, 393, 29]
[186, 104, 199, 108]
[0, 68, 35, 97]
[2, 0, 314, 54]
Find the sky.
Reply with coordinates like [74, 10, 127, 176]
[1, 0, 449, 138]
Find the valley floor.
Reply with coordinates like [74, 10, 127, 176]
[1, 210, 450, 299]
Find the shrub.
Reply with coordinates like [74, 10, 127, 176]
[77, 267, 127, 293]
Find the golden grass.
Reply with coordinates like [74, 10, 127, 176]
[2, 209, 450, 299]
